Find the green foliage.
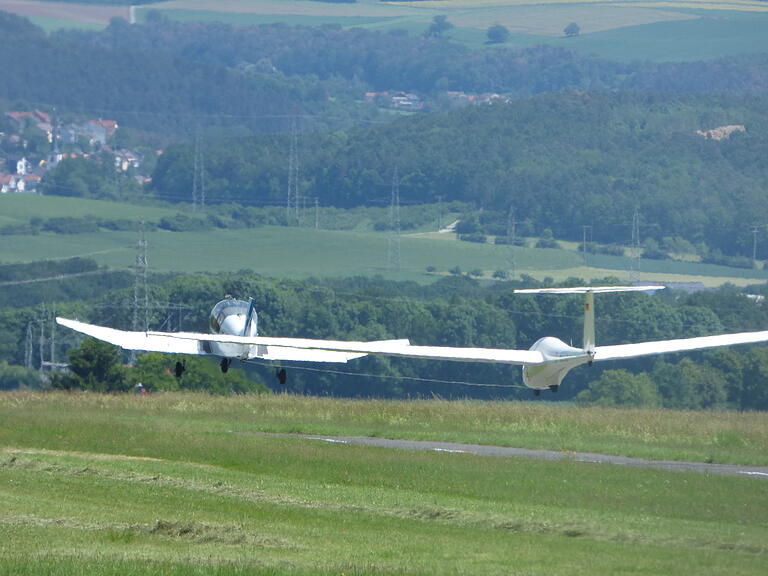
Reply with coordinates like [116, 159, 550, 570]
[3, 265, 768, 409]
[158, 214, 210, 232]
[148, 92, 768, 258]
[577, 369, 661, 407]
[52, 338, 129, 392]
[486, 24, 510, 44]
[564, 22, 581, 37]
[130, 354, 267, 395]
[41, 156, 140, 200]
[426, 15, 453, 38]
[0, 362, 40, 390]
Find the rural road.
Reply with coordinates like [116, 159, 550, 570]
[249, 432, 768, 479]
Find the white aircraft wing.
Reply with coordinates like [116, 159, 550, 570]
[159, 332, 546, 365]
[594, 330, 768, 361]
[248, 345, 366, 363]
[56, 318, 207, 355]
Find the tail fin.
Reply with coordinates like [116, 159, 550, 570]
[583, 290, 595, 353]
[243, 298, 258, 337]
[515, 285, 664, 352]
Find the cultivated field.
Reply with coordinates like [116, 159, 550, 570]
[0, 392, 766, 575]
[1, 196, 765, 286]
[3, 0, 768, 60]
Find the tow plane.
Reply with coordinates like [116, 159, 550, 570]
[57, 286, 768, 394]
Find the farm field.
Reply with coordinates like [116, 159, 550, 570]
[0, 392, 766, 575]
[2, 0, 768, 60]
[1, 196, 766, 285]
[2, 224, 767, 286]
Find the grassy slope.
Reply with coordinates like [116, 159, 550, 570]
[0, 392, 767, 575]
[2, 197, 764, 283]
[0, 195, 180, 226]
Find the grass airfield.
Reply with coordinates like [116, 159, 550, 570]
[1, 392, 767, 575]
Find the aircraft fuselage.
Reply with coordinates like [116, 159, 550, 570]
[522, 337, 590, 390]
[208, 298, 258, 360]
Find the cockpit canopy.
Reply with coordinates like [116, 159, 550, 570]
[210, 299, 251, 334]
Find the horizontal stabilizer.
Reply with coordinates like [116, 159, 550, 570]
[515, 286, 665, 295]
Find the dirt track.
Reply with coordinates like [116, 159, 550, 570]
[0, 0, 129, 25]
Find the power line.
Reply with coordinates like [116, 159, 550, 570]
[245, 359, 528, 390]
[388, 166, 401, 271]
[0, 268, 125, 288]
[630, 209, 640, 283]
[131, 223, 149, 364]
[286, 118, 300, 224]
[751, 226, 760, 269]
[582, 225, 592, 267]
[506, 205, 517, 280]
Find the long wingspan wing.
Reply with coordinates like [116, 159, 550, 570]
[57, 317, 367, 363]
[594, 330, 768, 361]
[248, 345, 366, 363]
[57, 318, 208, 355]
[58, 318, 545, 365]
[157, 331, 546, 365]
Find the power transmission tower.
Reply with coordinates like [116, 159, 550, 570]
[506, 205, 517, 279]
[630, 209, 641, 283]
[38, 304, 45, 374]
[582, 225, 592, 267]
[192, 131, 205, 211]
[752, 226, 760, 269]
[388, 166, 401, 271]
[436, 195, 443, 231]
[131, 224, 150, 363]
[50, 303, 56, 367]
[286, 119, 300, 224]
[314, 197, 320, 229]
[25, 322, 34, 370]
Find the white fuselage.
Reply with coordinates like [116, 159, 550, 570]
[208, 299, 258, 359]
[522, 337, 590, 390]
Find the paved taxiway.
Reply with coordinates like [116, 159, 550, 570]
[247, 432, 768, 479]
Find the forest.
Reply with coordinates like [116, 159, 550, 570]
[148, 92, 768, 258]
[2, 262, 768, 411]
[1, 12, 767, 137]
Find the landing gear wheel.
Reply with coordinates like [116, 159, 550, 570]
[174, 361, 185, 379]
[533, 389, 541, 397]
[275, 368, 287, 385]
[549, 385, 559, 393]
[220, 358, 231, 373]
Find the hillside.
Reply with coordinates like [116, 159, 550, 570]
[150, 92, 768, 258]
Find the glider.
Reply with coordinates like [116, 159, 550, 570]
[57, 287, 768, 394]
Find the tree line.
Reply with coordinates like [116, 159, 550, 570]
[2, 265, 768, 410]
[149, 92, 768, 258]
[1, 12, 767, 138]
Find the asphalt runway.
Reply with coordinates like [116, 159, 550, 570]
[251, 432, 768, 479]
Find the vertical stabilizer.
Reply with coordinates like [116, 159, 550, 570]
[583, 290, 595, 353]
[243, 298, 258, 337]
[514, 285, 665, 355]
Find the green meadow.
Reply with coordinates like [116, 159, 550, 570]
[0, 392, 766, 575]
[1, 196, 766, 285]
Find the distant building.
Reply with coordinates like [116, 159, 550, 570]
[696, 125, 746, 141]
[63, 118, 119, 147]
